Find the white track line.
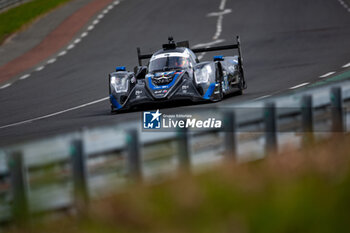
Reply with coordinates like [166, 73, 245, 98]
[47, 58, 57, 64]
[213, 15, 223, 40]
[289, 82, 309, 89]
[19, 74, 30, 80]
[207, 8, 232, 17]
[319, 71, 336, 78]
[219, 0, 227, 10]
[207, 9, 232, 40]
[81, 32, 88, 37]
[0, 97, 109, 130]
[197, 52, 206, 60]
[74, 38, 81, 44]
[87, 25, 94, 31]
[206, 0, 232, 42]
[0, 83, 11, 89]
[337, 0, 350, 12]
[58, 50, 67, 56]
[196, 40, 226, 59]
[192, 39, 225, 49]
[342, 63, 350, 68]
[197, 0, 229, 59]
[67, 44, 75, 50]
[35, 66, 45, 71]
[253, 95, 271, 101]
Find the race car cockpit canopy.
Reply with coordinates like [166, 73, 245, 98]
[149, 53, 191, 73]
[149, 46, 197, 71]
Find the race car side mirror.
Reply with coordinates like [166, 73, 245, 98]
[135, 66, 147, 79]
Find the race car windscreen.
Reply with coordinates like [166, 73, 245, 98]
[149, 56, 189, 73]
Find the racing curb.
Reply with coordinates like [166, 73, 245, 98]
[0, 0, 115, 84]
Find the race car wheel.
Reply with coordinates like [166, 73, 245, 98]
[218, 80, 224, 100]
[237, 75, 244, 95]
[212, 67, 224, 102]
[111, 105, 120, 114]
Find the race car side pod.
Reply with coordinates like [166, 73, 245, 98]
[192, 36, 246, 89]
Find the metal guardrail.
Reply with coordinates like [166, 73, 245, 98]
[0, 0, 28, 11]
[0, 80, 350, 224]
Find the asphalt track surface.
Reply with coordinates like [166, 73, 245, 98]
[0, 0, 350, 146]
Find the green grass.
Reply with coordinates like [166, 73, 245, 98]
[7, 136, 350, 233]
[0, 0, 73, 44]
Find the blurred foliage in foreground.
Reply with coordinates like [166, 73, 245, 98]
[0, 0, 72, 44]
[6, 136, 350, 233]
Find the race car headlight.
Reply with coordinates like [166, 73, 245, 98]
[111, 74, 129, 93]
[195, 64, 212, 84]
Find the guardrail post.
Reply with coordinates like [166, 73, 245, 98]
[264, 102, 277, 154]
[301, 95, 314, 145]
[8, 151, 29, 224]
[330, 87, 344, 132]
[126, 129, 142, 181]
[177, 127, 190, 172]
[224, 111, 237, 160]
[71, 139, 89, 211]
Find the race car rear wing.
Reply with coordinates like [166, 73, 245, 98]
[136, 48, 152, 66]
[136, 36, 243, 66]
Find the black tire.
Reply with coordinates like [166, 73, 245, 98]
[111, 106, 118, 114]
[218, 78, 224, 100]
[212, 65, 224, 102]
[237, 75, 244, 95]
[238, 59, 247, 90]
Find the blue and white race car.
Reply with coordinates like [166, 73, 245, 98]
[109, 36, 246, 113]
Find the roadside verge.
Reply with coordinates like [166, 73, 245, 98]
[0, 0, 114, 84]
[0, 0, 73, 44]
